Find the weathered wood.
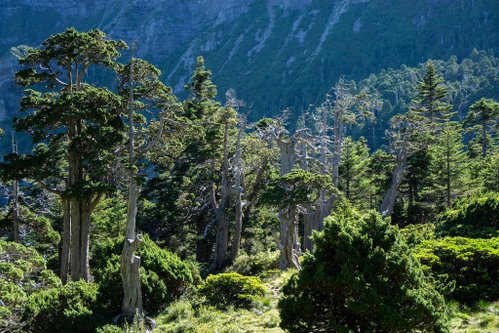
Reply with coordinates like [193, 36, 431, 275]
[60, 198, 71, 283]
[120, 54, 144, 317]
[380, 136, 408, 217]
[277, 137, 301, 270]
[229, 123, 244, 264]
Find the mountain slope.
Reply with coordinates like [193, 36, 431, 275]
[0, 0, 498, 126]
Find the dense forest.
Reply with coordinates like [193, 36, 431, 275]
[0, 28, 498, 333]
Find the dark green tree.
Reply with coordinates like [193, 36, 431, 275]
[1, 28, 127, 282]
[465, 98, 499, 158]
[338, 137, 372, 209]
[279, 202, 448, 333]
[410, 60, 454, 130]
[428, 122, 467, 208]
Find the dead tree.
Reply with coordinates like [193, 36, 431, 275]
[229, 113, 245, 264]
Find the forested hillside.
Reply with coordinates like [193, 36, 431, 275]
[0, 2, 498, 333]
[1, 0, 498, 139]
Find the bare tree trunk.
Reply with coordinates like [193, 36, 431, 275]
[212, 120, 231, 271]
[60, 198, 71, 284]
[380, 140, 408, 217]
[11, 133, 19, 243]
[276, 138, 301, 269]
[278, 205, 301, 270]
[299, 140, 314, 252]
[332, 105, 344, 189]
[303, 209, 315, 252]
[121, 177, 143, 317]
[120, 54, 144, 317]
[121, 235, 142, 317]
[229, 124, 243, 264]
[317, 126, 331, 232]
[80, 199, 92, 282]
[70, 197, 81, 280]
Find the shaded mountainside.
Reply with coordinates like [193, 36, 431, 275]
[0, 0, 498, 143]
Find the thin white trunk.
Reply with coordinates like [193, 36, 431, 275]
[380, 137, 408, 217]
[12, 133, 19, 243]
[229, 124, 243, 264]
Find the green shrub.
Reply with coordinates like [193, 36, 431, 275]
[93, 234, 196, 315]
[437, 193, 499, 238]
[279, 204, 448, 333]
[199, 272, 266, 309]
[226, 251, 280, 276]
[414, 237, 499, 303]
[0, 240, 60, 332]
[96, 325, 124, 333]
[23, 280, 100, 333]
[400, 223, 436, 246]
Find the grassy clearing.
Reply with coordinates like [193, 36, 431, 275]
[153, 270, 498, 333]
[449, 300, 499, 333]
[154, 270, 292, 333]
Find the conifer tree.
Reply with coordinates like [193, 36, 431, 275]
[429, 122, 467, 208]
[465, 98, 499, 158]
[412, 60, 454, 129]
[117, 54, 180, 318]
[2, 28, 127, 282]
[338, 137, 372, 208]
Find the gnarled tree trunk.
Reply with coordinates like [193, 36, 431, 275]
[278, 205, 301, 270]
[120, 55, 144, 317]
[380, 140, 408, 217]
[121, 177, 143, 317]
[277, 138, 301, 269]
[229, 124, 243, 264]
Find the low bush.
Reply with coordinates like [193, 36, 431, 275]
[226, 251, 280, 276]
[23, 280, 100, 333]
[0, 240, 60, 332]
[414, 236, 499, 303]
[279, 203, 448, 333]
[199, 272, 266, 309]
[93, 234, 196, 315]
[400, 223, 436, 246]
[436, 193, 499, 238]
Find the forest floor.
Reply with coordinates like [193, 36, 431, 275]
[154, 271, 498, 333]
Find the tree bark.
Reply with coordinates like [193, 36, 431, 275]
[80, 199, 92, 282]
[69, 197, 81, 280]
[277, 138, 301, 269]
[12, 133, 19, 243]
[212, 120, 230, 272]
[60, 198, 71, 284]
[121, 235, 143, 317]
[380, 139, 408, 217]
[120, 54, 144, 317]
[278, 205, 301, 270]
[229, 124, 243, 264]
[299, 140, 314, 252]
[121, 181, 143, 316]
